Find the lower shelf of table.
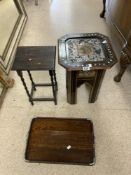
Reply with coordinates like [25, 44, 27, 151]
[30, 83, 57, 105]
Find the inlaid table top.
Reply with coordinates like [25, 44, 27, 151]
[58, 33, 117, 71]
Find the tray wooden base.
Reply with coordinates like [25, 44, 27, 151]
[25, 117, 95, 165]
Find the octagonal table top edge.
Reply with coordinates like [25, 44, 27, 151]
[58, 33, 117, 71]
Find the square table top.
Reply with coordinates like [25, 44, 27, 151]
[58, 33, 117, 71]
[25, 117, 95, 165]
[12, 46, 56, 71]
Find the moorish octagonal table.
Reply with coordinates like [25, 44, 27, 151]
[58, 33, 117, 104]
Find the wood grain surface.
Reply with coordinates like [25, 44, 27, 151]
[25, 117, 95, 165]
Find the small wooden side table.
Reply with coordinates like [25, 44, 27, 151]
[12, 46, 58, 105]
[58, 33, 117, 104]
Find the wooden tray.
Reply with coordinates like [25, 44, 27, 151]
[25, 117, 95, 165]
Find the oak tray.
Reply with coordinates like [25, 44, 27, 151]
[25, 117, 95, 165]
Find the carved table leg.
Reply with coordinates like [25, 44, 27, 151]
[100, 0, 106, 18]
[114, 31, 131, 82]
[114, 51, 130, 82]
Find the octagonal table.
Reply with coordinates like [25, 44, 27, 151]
[58, 33, 117, 104]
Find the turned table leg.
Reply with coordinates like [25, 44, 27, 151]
[27, 70, 36, 91]
[100, 0, 106, 18]
[49, 70, 57, 105]
[17, 70, 34, 105]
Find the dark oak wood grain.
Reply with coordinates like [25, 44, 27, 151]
[25, 117, 95, 165]
[66, 70, 105, 104]
[12, 46, 58, 105]
[12, 46, 56, 71]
